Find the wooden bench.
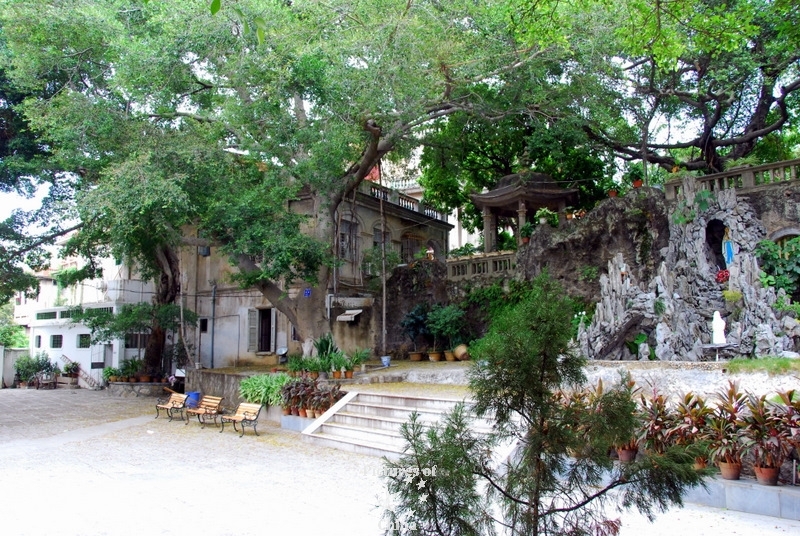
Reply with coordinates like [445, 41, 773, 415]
[155, 393, 189, 422]
[219, 403, 263, 437]
[185, 395, 224, 428]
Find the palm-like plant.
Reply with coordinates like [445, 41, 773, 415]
[671, 392, 713, 466]
[705, 381, 748, 465]
[742, 393, 791, 469]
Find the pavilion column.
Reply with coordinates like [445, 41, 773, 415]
[482, 206, 496, 252]
[517, 200, 527, 245]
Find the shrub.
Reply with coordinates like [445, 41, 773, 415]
[239, 373, 292, 407]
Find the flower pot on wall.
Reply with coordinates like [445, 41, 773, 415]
[608, 190, 618, 197]
[754, 466, 780, 486]
[444, 351, 457, 361]
[427, 351, 443, 362]
[616, 448, 638, 462]
[718, 462, 742, 480]
[409, 352, 424, 361]
[632, 179, 643, 188]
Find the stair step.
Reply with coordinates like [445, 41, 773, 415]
[302, 392, 494, 459]
[303, 431, 407, 460]
[318, 422, 406, 447]
[355, 393, 472, 410]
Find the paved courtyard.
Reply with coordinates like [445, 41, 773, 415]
[1, 387, 799, 535]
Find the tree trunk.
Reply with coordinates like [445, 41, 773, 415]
[144, 245, 181, 373]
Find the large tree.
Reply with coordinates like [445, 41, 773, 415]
[0, 0, 570, 351]
[571, 0, 800, 174]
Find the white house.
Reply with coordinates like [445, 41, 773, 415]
[14, 255, 155, 387]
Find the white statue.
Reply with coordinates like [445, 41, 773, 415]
[712, 311, 726, 344]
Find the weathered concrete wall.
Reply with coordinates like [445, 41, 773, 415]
[1, 348, 27, 388]
[185, 369, 251, 409]
[378, 260, 449, 357]
[742, 182, 800, 239]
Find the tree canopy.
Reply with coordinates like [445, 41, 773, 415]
[0, 0, 797, 345]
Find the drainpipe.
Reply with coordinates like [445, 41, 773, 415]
[210, 282, 217, 369]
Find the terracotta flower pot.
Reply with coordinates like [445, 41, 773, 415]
[754, 466, 780, 486]
[298, 408, 307, 418]
[454, 344, 469, 361]
[428, 351, 442, 362]
[718, 461, 742, 480]
[632, 179, 643, 188]
[608, 190, 618, 197]
[444, 351, 457, 361]
[332, 370, 342, 379]
[344, 370, 353, 379]
[409, 352, 424, 361]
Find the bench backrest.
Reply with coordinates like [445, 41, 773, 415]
[197, 395, 223, 411]
[168, 393, 189, 406]
[234, 402, 262, 418]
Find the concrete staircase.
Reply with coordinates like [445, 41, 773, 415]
[301, 391, 493, 459]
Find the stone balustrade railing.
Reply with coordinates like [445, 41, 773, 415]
[665, 158, 800, 200]
[359, 181, 447, 221]
[447, 251, 517, 282]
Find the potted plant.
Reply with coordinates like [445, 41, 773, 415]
[671, 392, 713, 468]
[606, 374, 641, 462]
[742, 393, 791, 485]
[287, 356, 303, 377]
[347, 348, 370, 376]
[102, 366, 122, 384]
[401, 304, 429, 361]
[426, 304, 466, 361]
[637, 388, 674, 455]
[329, 352, 348, 379]
[63, 361, 80, 378]
[705, 381, 748, 479]
[519, 221, 534, 244]
[534, 207, 557, 227]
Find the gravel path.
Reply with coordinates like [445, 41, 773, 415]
[1, 386, 799, 535]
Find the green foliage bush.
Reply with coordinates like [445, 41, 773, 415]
[239, 373, 291, 407]
[755, 237, 800, 300]
[14, 352, 55, 382]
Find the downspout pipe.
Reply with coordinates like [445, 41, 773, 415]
[210, 282, 217, 369]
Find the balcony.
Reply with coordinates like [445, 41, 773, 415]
[359, 181, 447, 222]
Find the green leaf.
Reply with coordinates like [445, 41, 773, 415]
[210, 0, 221, 16]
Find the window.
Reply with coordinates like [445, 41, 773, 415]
[339, 220, 359, 262]
[50, 334, 63, 349]
[77, 334, 91, 349]
[199, 318, 208, 333]
[373, 223, 391, 248]
[36, 311, 57, 320]
[60, 309, 74, 319]
[35, 335, 41, 348]
[401, 235, 422, 264]
[125, 333, 148, 349]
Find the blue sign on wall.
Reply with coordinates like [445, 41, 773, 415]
[303, 288, 311, 298]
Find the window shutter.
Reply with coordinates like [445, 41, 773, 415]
[247, 309, 258, 352]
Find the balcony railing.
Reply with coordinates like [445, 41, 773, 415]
[360, 181, 447, 222]
[447, 251, 517, 282]
[665, 158, 800, 200]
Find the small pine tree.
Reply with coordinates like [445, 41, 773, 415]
[382, 274, 706, 536]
